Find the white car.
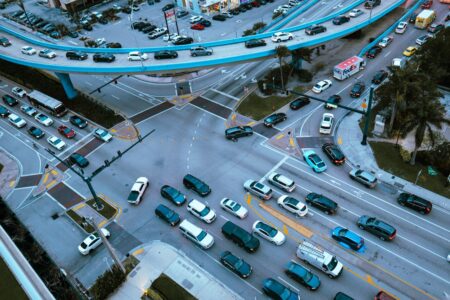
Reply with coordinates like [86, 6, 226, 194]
[268, 172, 295, 192]
[47, 136, 66, 150]
[220, 198, 248, 219]
[190, 16, 203, 23]
[8, 114, 27, 128]
[78, 228, 110, 255]
[320, 113, 334, 134]
[277, 195, 308, 217]
[243, 179, 273, 200]
[12, 87, 27, 98]
[271, 32, 294, 43]
[187, 199, 216, 223]
[378, 36, 393, 48]
[94, 128, 112, 142]
[273, 7, 288, 14]
[20, 105, 37, 116]
[415, 35, 430, 46]
[349, 8, 364, 18]
[395, 22, 407, 34]
[128, 51, 149, 61]
[95, 37, 106, 46]
[127, 177, 149, 205]
[163, 33, 180, 42]
[38, 49, 57, 59]
[34, 113, 54, 126]
[312, 79, 332, 93]
[279, 4, 293, 9]
[21, 46, 36, 55]
[252, 220, 286, 245]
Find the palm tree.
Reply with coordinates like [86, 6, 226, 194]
[291, 48, 312, 70]
[275, 45, 290, 91]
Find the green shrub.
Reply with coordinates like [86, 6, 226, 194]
[242, 29, 255, 36]
[272, 11, 283, 19]
[252, 22, 266, 32]
[295, 69, 313, 82]
[90, 264, 126, 300]
[417, 142, 450, 175]
[399, 146, 411, 162]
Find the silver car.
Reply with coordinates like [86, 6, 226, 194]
[243, 180, 272, 200]
[190, 46, 213, 57]
[349, 169, 377, 188]
[268, 172, 295, 192]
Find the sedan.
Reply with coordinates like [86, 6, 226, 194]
[321, 143, 345, 165]
[212, 14, 227, 21]
[263, 278, 300, 300]
[155, 204, 180, 226]
[198, 19, 211, 27]
[371, 70, 388, 84]
[58, 125, 76, 139]
[277, 195, 308, 217]
[421, 0, 433, 9]
[402, 46, 417, 57]
[285, 261, 321, 291]
[21, 46, 36, 55]
[271, 32, 294, 43]
[220, 251, 252, 278]
[350, 81, 365, 98]
[366, 45, 382, 58]
[78, 228, 110, 255]
[20, 105, 37, 116]
[290, 96, 310, 110]
[349, 8, 363, 17]
[127, 177, 149, 205]
[220, 198, 248, 219]
[47, 136, 66, 150]
[312, 79, 332, 93]
[70, 115, 88, 128]
[268, 173, 295, 192]
[0, 105, 9, 117]
[8, 114, 26, 128]
[12, 87, 27, 98]
[263, 112, 286, 127]
[305, 193, 338, 215]
[252, 220, 286, 245]
[349, 168, 377, 188]
[128, 51, 148, 61]
[154, 50, 178, 59]
[3, 94, 18, 106]
[191, 23, 205, 30]
[325, 94, 341, 109]
[378, 36, 393, 48]
[93, 53, 115, 63]
[303, 150, 327, 173]
[38, 49, 56, 59]
[34, 113, 53, 126]
[332, 226, 364, 250]
[69, 153, 89, 168]
[397, 192, 432, 214]
[189, 16, 203, 23]
[172, 36, 193, 45]
[94, 128, 113, 142]
[225, 126, 253, 140]
[415, 35, 430, 46]
[28, 126, 45, 139]
[190, 46, 213, 57]
[245, 39, 266, 48]
[332, 15, 350, 25]
[428, 23, 444, 35]
[160, 185, 187, 206]
[395, 21, 407, 34]
[243, 180, 272, 200]
[357, 215, 396, 241]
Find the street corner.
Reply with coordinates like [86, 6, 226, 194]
[110, 120, 140, 141]
[268, 128, 301, 156]
[225, 112, 256, 128]
[33, 165, 64, 196]
[168, 94, 196, 107]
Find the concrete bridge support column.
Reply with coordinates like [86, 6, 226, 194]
[55, 72, 77, 100]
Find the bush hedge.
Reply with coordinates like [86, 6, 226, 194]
[416, 142, 450, 175]
[89, 264, 126, 300]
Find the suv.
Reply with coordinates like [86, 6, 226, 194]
[321, 143, 345, 165]
[305, 25, 326, 35]
[357, 215, 396, 241]
[0, 37, 11, 47]
[187, 199, 216, 223]
[364, 0, 381, 9]
[225, 126, 253, 140]
[183, 174, 211, 196]
[268, 172, 295, 192]
[243, 180, 272, 200]
[305, 192, 338, 215]
[332, 15, 350, 25]
[93, 53, 115, 63]
[221, 221, 260, 252]
[397, 193, 432, 214]
[66, 51, 88, 61]
[285, 261, 321, 291]
[349, 168, 377, 188]
[179, 220, 214, 249]
[372, 70, 388, 84]
[245, 39, 266, 48]
[78, 228, 110, 255]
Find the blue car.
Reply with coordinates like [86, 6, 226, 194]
[303, 150, 327, 173]
[331, 226, 364, 251]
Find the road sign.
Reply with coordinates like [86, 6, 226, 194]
[361, 99, 367, 109]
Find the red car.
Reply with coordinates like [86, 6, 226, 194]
[58, 125, 76, 138]
[191, 23, 205, 30]
[421, 0, 432, 9]
[251, 1, 260, 7]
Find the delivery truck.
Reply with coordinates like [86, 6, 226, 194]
[333, 56, 365, 80]
[415, 9, 436, 29]
[296, 240, 344, 278]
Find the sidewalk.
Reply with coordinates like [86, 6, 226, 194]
[337, 113, 449, 210]
[111, 241, 243, 300]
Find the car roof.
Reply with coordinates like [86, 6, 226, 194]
[189, 199, 206, 210]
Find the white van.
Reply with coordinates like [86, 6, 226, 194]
[179, 220, 214, 249]
[296, 240, 343, 278]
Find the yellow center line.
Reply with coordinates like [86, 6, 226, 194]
[72, 203, 86, 211]
[42, 173, 49, 184]
[246, 121, 256, 126]
[9, 180, 15, 187]
[275, 134, 285, 140]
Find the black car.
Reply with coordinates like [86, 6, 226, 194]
[160, 185, 187, 206]
[305, 25, 326, 35]
[221, 221, 260, 252]
[397, 193, 432, 214]
[334, 292, 354, 300]
[264, 112, 287, 127]
[371, 70, 388, 84]
[0, 37, 11, 47]
[69, 153, 89, 168]
[0, 105, 9, 117]
[409, 13, 417, 24]
[357, 215, 396, 241]
[93, 53, 115, 63]
[132, 21, 147, 30]
[305, 192, 338, 215]
[290, 96, 310, 110]
[66, 51, 88, 61]
[69, 115, 88, 128]
[366, 45, 382, 58]
[2, 95, 18, 106]
[27, 126, 45, 139]
[106, 42, 122, 48]
[98, 17, 108, 24]
[154, 50, 178, 59]
[350, 81, 365, 98]
[332, 15, 350, 25]
[322, 143, 345, 165]
[325, 94, 341, 109]
[176, 10, 189, 18]
[67, 31, 79, 38]
[198, 19, 211, 27]
[155, 204, 180, 226]
[225, 126, 253, 140]
[183, 174, 211, 197]
[173, 36, 193, 45]
[230, 8, 240, 15]
[212, 14, 227, 21]
[162, 3, 174, 11]
[263, 278, 299, 300]
[142, 25, 157, 33]
[285, 261, 321, 291]
[238, 5, 247, 12]
[220, 251, 252, 278]
[245, 39, 266, 48]
[364, 0, 381, 9]
[83, 24, 93, 31]
[122, 6, 132, 13]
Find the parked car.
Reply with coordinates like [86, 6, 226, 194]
[277, 195, 308, 217]
[220, 198, 248, 219]
[243, 180, 272, 200]
[21, 45, 36, 55]
[162, 3, 174, 11]
[350, 81, 365, 97]
[190, 46, 213, 56]
[191, 23, 205, 30]
[2, 94, 18, 106]
[290, 96, 310, 110]
[198, 19, 211, 27]
[148, 28, 167, 39]
[225, 125, 253, 140]
[66, 51, 88, 61]
[303, 150, 327, 172]
[190, 16, 203, 23]
[252, 220, 285, 245]
[28, 126, 45, 139]
[222, 221, 260, 252]
[93, 128, 113, 142]
[305, 192, 338, 215]
[349, 8, 364, 18]
[0, 105, 9, 117]
[0, 37, 11, 47]
[155, 204, 180, 226]
[415, 35, 430, 46]
[34, 113, 53, 126]
[312, 79, 332, 93]
[366, 45, 382, 58]
[160, 185, 187, 206]
[245, 39, 266, 48]
[285, 261, 321, 291]
[127, 177, 149, 205]
[332, 15, 350, 25]
[271, 32, 294, 42]
[128, 51, 148, 61]
[268, 173, 295, 192]
[78, 228, 110, 255]
[421, 0, 433, 9]
[220, 251, 252, 278]
[263, 278, 300, 300]
[264, 112, 286, 127]
[70, 115, 88, 128]
[322, 143, 345, 165]
[349, 168, 377, 188]
[331, 226, 364, 250]
[397, 193, 432, 214]
[409, 13, 418, 24]
[183, 174, 211, 196]
[212, 14, 227, 21]
[371, 70, 388, 84]
[305, 25, 326, 35]
[12, 87, 27, 98]
[172, 36, 193, 45]
[325, 95, 341, 109]
[176, 10, 189, 18]
[427, 23, 444, 35]
[395, 21, 407, 34]
[93, 53, 115, 63]
[378, 36, 393, 48]
[154, 50, 178, 59]
[357, 215, 396, 241]
[47, 136, 65, 150]
[8, 113, 26, 128]
[403, 46, 417, 57]
[38, 49, 56, 59]
[187, 199, 216, 223]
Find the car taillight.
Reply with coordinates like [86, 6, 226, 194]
[389, 231, 396, 240]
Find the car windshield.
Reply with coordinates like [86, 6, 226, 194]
[53, 138, 62, 144]
[128, 191, 139, 200]
[168, 188, 180, 198]
[98, 130, 107, 137]
[230, 202, 241, 211]
[311, 154, 321, 163]
[327, 257, 338, 270]
[260, 223, 277, 237]
[200, 206, 211, 217]
[33, 128, 41, 134]
[338, 228, 348, 236]
[280, 288, 292, 300]
[63, 128, 71, 134]
[80, 242, 88, 249]
[197, 231, 207, 241]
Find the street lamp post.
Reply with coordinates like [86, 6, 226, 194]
[361, 86, 374, 145]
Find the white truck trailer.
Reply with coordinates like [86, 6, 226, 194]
[333, 56, 366, 80]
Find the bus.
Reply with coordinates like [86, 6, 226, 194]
[26, 90, 67, 117]
[415, 9, 436, 29]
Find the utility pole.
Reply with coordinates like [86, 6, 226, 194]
[361, 86, 374, 145]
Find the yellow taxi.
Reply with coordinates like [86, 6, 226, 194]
[403, 46, 417, 57]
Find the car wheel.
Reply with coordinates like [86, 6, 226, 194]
[289, 36, 292, 40]
[380, 236, 386, 241]
[358, 225, 364, 230]
[192, 53, 197, 57]
[324, 210, 330, 215]
[328, 274, 335, 279]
